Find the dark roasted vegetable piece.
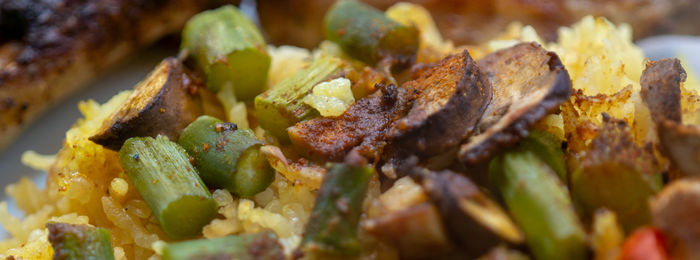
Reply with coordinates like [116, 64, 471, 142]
[490, 149, 587, 260]
[290, 50, 491, 162]
[90, 58, 204, 151]
[119, 135, 217, 239]
[640, 58, 685, 123]
[47, 223, 115, 260]
[650, 179, 700, 259]
[181, 5, 271, 99]
[385, 50, 491, 159]
[460, 42, 572, 165]
[324, 0, 419, 65]
[422, 170, 523, 258]
[178, 115, 274, 197]
[255, 56, 345, 143]
[639, 58, 700, 177]
[570, 115, 661, 232]
[296, 152, 373, 257]
[162, 231, 284, 260]
[363, 202, 453, 259]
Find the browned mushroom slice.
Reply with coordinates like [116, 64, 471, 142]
[89, 58, 204, 150]
[422, 170, 523, 258]
[385, 50, 491, 158]
[290, 50, 491, 162]
[459, 42, 572, 165]
[650, 179, 700, 259]
[657, 121, 700, 176]
[640, 58, 686, 123]
[363, 202, 453, 259]
[638, 58, 700, 176]
[288, 83, 413, 161]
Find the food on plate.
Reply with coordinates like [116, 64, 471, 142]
[0, 0, 210, 151]
[3, 1, 700, 259]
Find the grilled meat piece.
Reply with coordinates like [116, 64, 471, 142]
[459, 42, 572, 165]
[386, 50, 491, 159]
[288, 83, 413, 161]
[258, 0, 700, 49]
[0, 0, 210, 151]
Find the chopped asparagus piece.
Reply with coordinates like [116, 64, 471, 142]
[119, 135, 217, 239]
[296, 155, 373, 257]
[47, 223, 115, 260]
[182, 5, 270, 99]
[255, 56, 345, 142]
[519, 129, 567, 181]
[162, 231, 284, 260]
[178, 115, 273, 197]
[324, 0, 419, 65]
[490, 150, 587, 260]
[233, 145, 275, 197]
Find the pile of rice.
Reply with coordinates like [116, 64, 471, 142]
[0, 4, 698, 259]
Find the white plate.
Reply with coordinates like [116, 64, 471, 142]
[0, 37, 698, 238]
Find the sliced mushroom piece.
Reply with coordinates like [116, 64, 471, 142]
[638, 58, 700, 176]
[650, 179, 700, 259]
[385, 50, 491, 158]
[363, 202, 453, 259]
[459, 42, 572, 165]
[422, 170, 523, 258]
[640, 58, 686, 123]
[89, 58, 204, 150]
[657, 121, 700, 176]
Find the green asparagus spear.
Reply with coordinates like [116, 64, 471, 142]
[119, 135, 217, 239]
[490, 150, 587, 260]
[182, 5, 270, 100]
[519, 129, 567, 181]
[254, 56, 345, 142]
[178, 115, 274, 197]
[296, 154, 373, 257]
[162, 231, 284, 260]
[324, 0, 419, 65]
[47, 223, 115, 260]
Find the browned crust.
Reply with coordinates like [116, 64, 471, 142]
[0, 0, 209, 151]
[459, 42, 572, 165]
[288, 83, 413, 161]
[385, 50, 491, 158]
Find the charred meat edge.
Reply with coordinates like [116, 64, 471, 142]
[385, 50, 492, 159]
[459, 42, 572, 165]
[89, 58, 204, 151]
